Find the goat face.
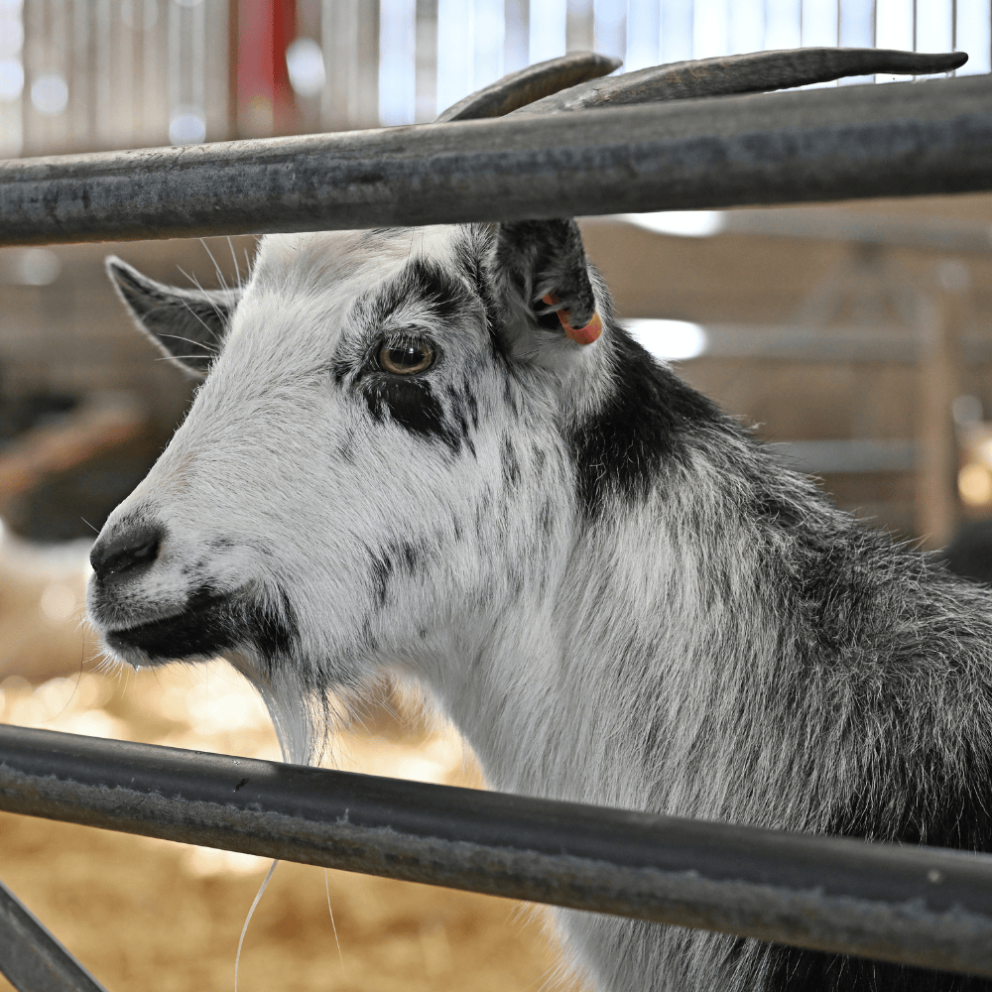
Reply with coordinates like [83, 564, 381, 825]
[87, 221, 611, 737]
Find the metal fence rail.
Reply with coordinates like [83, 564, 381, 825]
[0, 877, 109, 992]
[2, 724, 992, 979]
[1, 72, 991, 246]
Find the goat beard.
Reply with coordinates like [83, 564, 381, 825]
[227, 650, 327, 766]
[226, 652, 412, 770]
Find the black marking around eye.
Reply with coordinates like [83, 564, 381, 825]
[363, 376, 461, 453]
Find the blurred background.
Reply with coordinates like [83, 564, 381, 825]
[1, 1, 992, 989]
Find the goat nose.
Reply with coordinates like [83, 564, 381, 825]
[90, 522, 163, 582]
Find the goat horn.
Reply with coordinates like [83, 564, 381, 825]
[510, 48, 969, 116]
[434, 51, 622, 123]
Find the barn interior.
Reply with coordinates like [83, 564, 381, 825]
[2, 1, 992, 990]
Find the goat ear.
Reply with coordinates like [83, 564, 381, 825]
[105, 256, 239, 377]
[493, 219, 603, 349]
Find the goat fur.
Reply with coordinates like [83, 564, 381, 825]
[89, 221, 992, 992]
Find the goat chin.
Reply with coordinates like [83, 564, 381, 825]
[227, 652, 322, 768]
[88, 218, 992, 992]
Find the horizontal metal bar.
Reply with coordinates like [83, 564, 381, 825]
[1, 74, 990, 247]
[0, 877, 109, 992]
[693, 325, 992, 364]
[720, 207, 992, 253]
[2, 726, 992, 977]
[770, 439, 917, 473]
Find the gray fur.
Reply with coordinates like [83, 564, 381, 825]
[88, 221, 992, 992]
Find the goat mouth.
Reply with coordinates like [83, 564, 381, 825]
[105, 584, 299, 666]
[105, 587, 237, 663]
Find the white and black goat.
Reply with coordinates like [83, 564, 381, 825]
[87, 49, 992, 992]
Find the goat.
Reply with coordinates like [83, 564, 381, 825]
[86, 49, 992, 992]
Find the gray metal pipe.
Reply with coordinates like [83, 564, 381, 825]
[1, 724, 992, 978]
[1, 74, 990, 247]
[0, 877, 109, 992]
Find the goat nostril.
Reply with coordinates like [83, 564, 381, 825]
[90, 523, 164, 582]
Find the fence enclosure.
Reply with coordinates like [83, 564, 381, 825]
[2, 25, 992, 992]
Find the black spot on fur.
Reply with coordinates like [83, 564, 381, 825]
[369, 540, 429, 610]
[386, 539, 424, 576]
[248, 587, 299, 659]
[369, 551, 394, 608]
[446, 385, 477, 458]
[466, 391, 480, 430]
[502, 435, 520, 489]
[569, 329, 723, 516]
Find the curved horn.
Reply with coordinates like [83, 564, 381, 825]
[434, 51, 621, 123]
[510, 48, 969, 116]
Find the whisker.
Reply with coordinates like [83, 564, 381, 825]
[158, 330, 219, 354]
[199, 239, 230, 293]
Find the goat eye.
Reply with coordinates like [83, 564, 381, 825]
[378, 340, 434, 375]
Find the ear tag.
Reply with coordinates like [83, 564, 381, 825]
[541, 293, 603, 346]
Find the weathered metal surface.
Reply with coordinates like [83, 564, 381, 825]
[511, 48, 968, 115]
[1, 73, 990, 247]
[0, 877, 110, 992]
[1, 725, 992, 978]
[434, 51, 621, 122]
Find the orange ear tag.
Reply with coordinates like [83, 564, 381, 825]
[542, 293, 603, 346]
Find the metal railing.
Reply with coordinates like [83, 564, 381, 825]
[1, 71, 991, 246]
[2, 66, 992, 991]
[2, 723, 992, 985]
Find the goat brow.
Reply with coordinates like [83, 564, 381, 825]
[508, 47, 968, 116]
